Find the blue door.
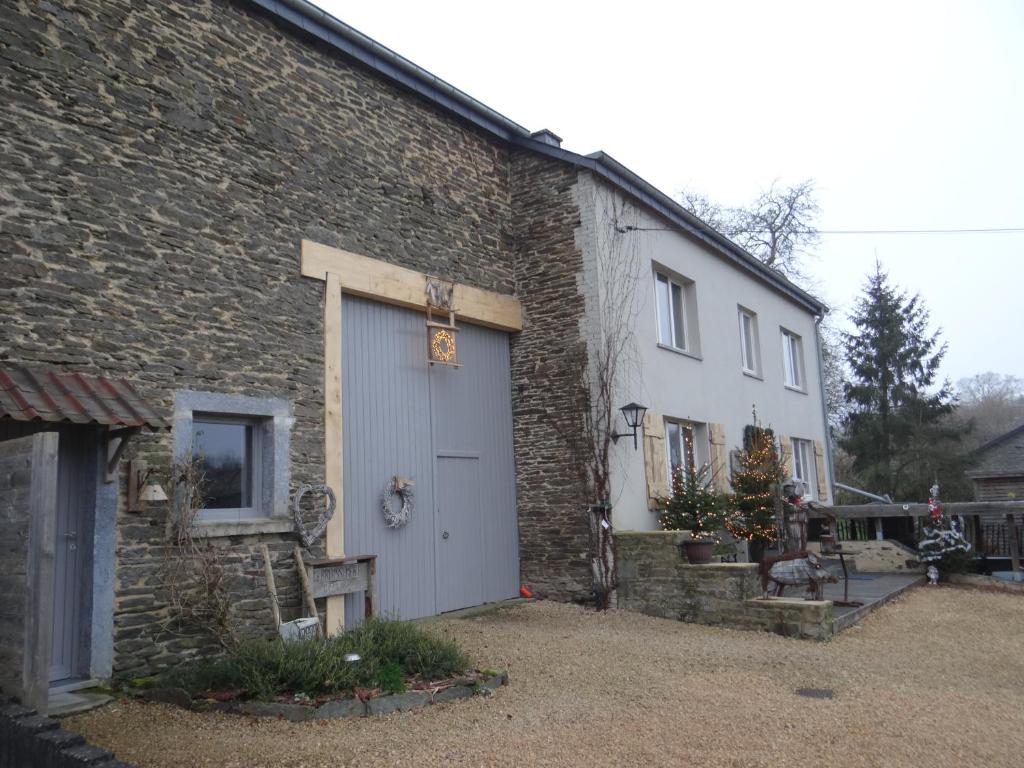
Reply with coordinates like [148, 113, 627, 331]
[50, 429, 95, 684]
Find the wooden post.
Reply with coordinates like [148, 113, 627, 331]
[324, 272, 345, 635]
[260, 544, 281, 630]
[365, 557, 377, 618]
[1007, 514, 1022, 572]
[293, 546, 320, 626]
[971, 514, 983, 552]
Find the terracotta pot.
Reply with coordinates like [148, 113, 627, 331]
[683, 540, 715, 565]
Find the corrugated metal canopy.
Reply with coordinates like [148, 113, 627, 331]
[0, 365, 169, 430]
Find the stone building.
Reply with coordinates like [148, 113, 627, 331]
[0, 0, 830, 712]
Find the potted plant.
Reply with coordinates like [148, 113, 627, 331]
[657, 463, 728, 564]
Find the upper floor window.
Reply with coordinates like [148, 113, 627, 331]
[781, 328, 805, 390]
[791, 437, 817, 500]
[654, 269, 701, 355]
[738, 307, 760, 375]
[656, 272, 687, 351]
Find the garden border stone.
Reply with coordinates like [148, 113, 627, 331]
[148, 672, 508, 722]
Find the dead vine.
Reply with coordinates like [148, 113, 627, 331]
[159, 454, 236, 648]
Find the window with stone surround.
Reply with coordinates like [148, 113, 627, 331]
[174, 391, 293, 530]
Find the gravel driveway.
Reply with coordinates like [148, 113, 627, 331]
[68, 587, 1024, 767]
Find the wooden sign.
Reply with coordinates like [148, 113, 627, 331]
[303, 554, 377, 621]
[309, 560, 369, 599]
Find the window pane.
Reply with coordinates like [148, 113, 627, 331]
[671, 282, 685, 348]
[667, 421, 682, 472]
[656, 275, 673, 345]
[681, 426, 695, 475]
[791, 337, 802, 386]
[741, 313, 755, 370]
[783, 333, 797, 385]
[194, 420, 252, 509]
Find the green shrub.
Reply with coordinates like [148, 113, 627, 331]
[162, 617, 468, 700]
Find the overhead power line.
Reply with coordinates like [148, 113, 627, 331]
[617, 225, 1024, 235]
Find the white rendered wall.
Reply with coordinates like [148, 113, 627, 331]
[575, 172, 832, 533]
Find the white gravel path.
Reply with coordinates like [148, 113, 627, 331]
[69, 586, 1024, 767]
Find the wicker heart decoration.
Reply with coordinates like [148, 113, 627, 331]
[292, 483, 337, 549]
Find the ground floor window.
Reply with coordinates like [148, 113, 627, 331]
[666, 420, 710, 481]
[791, 437, 817, 500]
[174, 391, 291, 523]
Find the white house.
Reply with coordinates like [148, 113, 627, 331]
[574, 162, 832, 538]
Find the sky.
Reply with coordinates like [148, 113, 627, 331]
[315, 0, 1024, 385]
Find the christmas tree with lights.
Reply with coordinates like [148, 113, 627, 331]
[725, 423, 785, 562]
[917, 485, 972, 573]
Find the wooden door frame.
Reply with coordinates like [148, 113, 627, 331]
[300, 240, 522, 634]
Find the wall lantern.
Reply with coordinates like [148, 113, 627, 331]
[127, 460, 169, 513]
[611, 402, 648, 450]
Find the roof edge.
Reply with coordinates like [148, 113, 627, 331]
[246, 0, 827, 316]
[511, 138, 827, 315]
[247, 0, 531, 141]
[973, 422, 1024, 456]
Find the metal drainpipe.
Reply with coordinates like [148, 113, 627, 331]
[814, 315, 836, 503]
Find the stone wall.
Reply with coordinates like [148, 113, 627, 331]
[0, 437, 34, 701]
[0, 0, 592, 673]
[509, 155, 591, 602]
[616, 532, 762, 620]
[0, 698, 134, 768]
[616, 532, 833, 641]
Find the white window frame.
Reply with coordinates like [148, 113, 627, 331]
[791, 437, 817, 500]
[781, 329, 805, 390]
[192, 414, 264, 522]
[655, 272, 688, 352]
[665, 419, 710, 482]
[738, 307, 760, 375]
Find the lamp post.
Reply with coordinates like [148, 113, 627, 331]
[611, 402, 648, 450]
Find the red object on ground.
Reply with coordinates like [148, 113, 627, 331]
[519, 585, 534, 599]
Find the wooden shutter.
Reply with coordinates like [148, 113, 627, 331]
[708, 423, 730, 491]
[642, 412, 669, 508]
[778, 433, 794, 478]
[813, 440, 829, 500]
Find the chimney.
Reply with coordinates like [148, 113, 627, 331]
[530, 129, 562, 147]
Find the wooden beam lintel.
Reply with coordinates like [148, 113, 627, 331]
[300, 239, 522, 332]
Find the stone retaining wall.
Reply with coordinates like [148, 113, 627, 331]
[0, 698, 134, 768]
[616, 532, 833, 641]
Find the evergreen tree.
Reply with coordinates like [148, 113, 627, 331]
[725, 425, 784, 561]
[840, 263, 963, 500]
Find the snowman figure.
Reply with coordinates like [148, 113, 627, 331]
[927, 565, 939, 585]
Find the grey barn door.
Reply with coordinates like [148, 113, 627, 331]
[342, 296, 518, 622]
